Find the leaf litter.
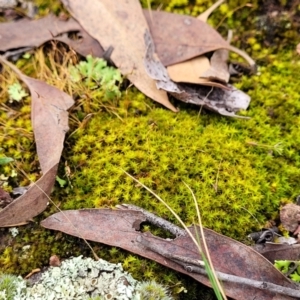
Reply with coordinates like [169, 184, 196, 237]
[0, 14, 104, 58]
[143, 30, 250, 118]
[60, 0, 176, 112]
[0, 1, 255, 115]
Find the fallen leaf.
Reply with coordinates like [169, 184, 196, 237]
[201, 48, 230, 83]
[61, 0, 177, 112]
[167, 2, 230, 85]
[24, 78, 73, 173]
[253, 243, 300, 263]
[0, 14, 104, 58]
[0, 165, 57, 227]
[167, 56, 229, 88]
[41, 207, 298, 300]
[0, 15, 79, 52]
[201, 30, 233, 83]
[143, 10, 255, 68]
[144, 30, 250, 117]
[0, 56, 74, 226]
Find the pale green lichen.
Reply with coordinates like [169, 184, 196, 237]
[0, 256, 172, 300]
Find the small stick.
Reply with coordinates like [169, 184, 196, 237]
[136, 235, 204, 266]
[117, 204, 185, 237]
[137, 235, 300, 298]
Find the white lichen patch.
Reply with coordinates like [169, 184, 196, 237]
[0, 256, 173, 300]
[20, 256, 138, 300]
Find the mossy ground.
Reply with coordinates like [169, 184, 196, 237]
[1, 0, 300, 299]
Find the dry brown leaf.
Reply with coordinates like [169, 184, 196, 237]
[0, 14, 104, 58]
[41, 208, 298, 300]
[143, 9, 255, 68]
[201, 30, 233, 83]
[167, 56, 229, 88]
[23, 76, 74, 173]
[0, 165, 57, 227]
[0, 57, 74, 227]
[167, 0, 229, 85]
[55, 29, 104, 58]
[253, 243, 300, 263]
[201, 48, 230, 83]
[144, 30, 250, 117]
[143, 9, 228, 66]
[0, 187, 13, 208]
[61, 0, 177, 112]
[167, 56, 210, 84]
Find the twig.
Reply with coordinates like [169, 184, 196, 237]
[137, 235, 205, 266]
[117, 203, 185, 237]
[137, 235, 300, 298]
[185, 265, 300, 298]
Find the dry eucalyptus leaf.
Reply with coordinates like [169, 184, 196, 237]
[144, 30, 250, 118]
[143, 9, 255, 69]
[61, 0, 176, 112]
[0, 187, 13, 209]
[0, 15, 80, 52]
[253, 243, 300, 263]
[143, 9, 229, 66]
[167, 56, 210, 83]
[0, 165, 57, 227]
[0, 57, 74, 227]
[41, 207, 298, 300]
[201, 30, 233, 83]
[0, 14, 104, 58]
[167, 0, 229, 85]
[201, 48, 230, 83]
[167, 56, 229, 88]
[55, 29, 104, 58]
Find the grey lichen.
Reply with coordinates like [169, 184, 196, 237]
[23, 256, 138, 300]
[0, 256, 173, 300]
